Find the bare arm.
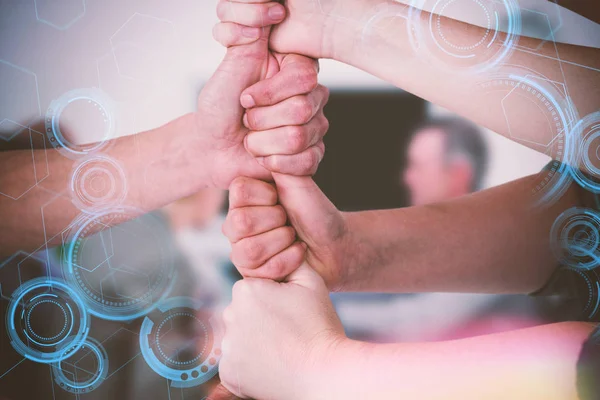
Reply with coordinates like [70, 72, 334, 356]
[314, 322, 594, 400]
[225, 171, 590, 294]
[340, 171, 584, 293]
[0, 113, 214, 257]
[322, 0, 599, 160]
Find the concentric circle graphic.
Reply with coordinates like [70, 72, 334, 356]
[63, 208, 176, 321]
[478, 68, 579, 205]
[407, 0, 521, 73]
[6, 278, 90, 364]
[52, 337, 109, 393]
[45, 88, 116, 159]
[70, 155, 128, 213]
[140, 297, 222, 388]
[551, 207, 600, 271]
[561, 267, 600, 321]
[570, 112, 600, 193]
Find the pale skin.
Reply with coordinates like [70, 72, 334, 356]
[0, 6, 330, 258]
[214, 1, 598, 399]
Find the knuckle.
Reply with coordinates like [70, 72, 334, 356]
[230, 177, 251, 204]
[287, 126, 308, 153]
[266, 255, 286, 278]
[292, 97, 313, 123]
[298, 67, 319, 92]
[241, 239, 264, 263]
[231, 209, 253, 237]
[300, 149, 320, 174]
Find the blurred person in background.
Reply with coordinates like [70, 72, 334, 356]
[333, 116, 548, 343]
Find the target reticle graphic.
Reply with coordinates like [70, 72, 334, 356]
[140, 297, 222, 388]
[6, 278, 90, 364]
[570, 112, 600, 193]
[70, 155, 127, 213]
[479, 67, 579, 205]
[551, 207, 600, 271]
[46, 88, 116, 159]
[52, 337, 109, 393]
[562, 267, 600, 321]
[407, 0, 521, 73]
[63, 208, 176, 321]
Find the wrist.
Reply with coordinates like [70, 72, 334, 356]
[322, 0, 387, 61]
[337, 211, 380, 292]
[305, 337, 375, 399]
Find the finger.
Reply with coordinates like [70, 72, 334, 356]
[257, 141, 325, 176]
[207, 383, 242, 400]
[245, 111, 329, 157]
[238, 242, 307, 281]
[213, 22, 263, 47]
[223, 205, 287, 243]
[241, 55, 320, 108]
[228, 177, 277, 209]
[230, 226, 296, 269]
[243, 85, 330, 131]
[217, 1, 286, 27]
[286, 260, 327, 292]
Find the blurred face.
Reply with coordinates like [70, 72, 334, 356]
[403, 128, 471, 206]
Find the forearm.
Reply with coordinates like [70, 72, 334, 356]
[310, 322, 594, 400]
[322, 0, 599, 159]
[0, 113, 211, 257]
[340, 172, 583, 294]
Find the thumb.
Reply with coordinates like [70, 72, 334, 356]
[272, 173, 342, 244]
[286, 261, 327, 291]
[198, 26, 271, 132]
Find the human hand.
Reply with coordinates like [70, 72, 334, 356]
[222, 176, 352, 291]
[193, 2, 328, 189]
[215, 0, 374, 60]
[219, 262, 346, 400]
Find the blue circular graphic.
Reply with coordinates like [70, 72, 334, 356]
[551, 207, 600, 271]
[570, 112, 600, 193]
[140, 297, 222, 388]
[45, 88, 116, 159]
[70, 154, 128, 213]
[63, 208, 176, 321]
[6, 278, 90, 364]
[478, 68, 579, 206]
[407, 0, 521, 73]
[563, 267, 600, 321]
[52, 337, 109, 393]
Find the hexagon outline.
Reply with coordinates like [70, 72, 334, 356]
[0, 59, 42, 133]
[34, 0, 87, 31]
[0, 128, 50, 201]
[501, 74, 568, 148]
[108, 12, 176, 81]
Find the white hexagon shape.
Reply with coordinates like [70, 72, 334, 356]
[110, 13, 176, 82]
[34, 0, 86, 30]
[0, 128, 49, 200]
[0, 60, 41, 139]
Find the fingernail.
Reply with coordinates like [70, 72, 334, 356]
[241, 94, 255, 108]
[243, 113, 250, 128]
[268, 5, 285, 21]
[242, 26, 260, 38]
